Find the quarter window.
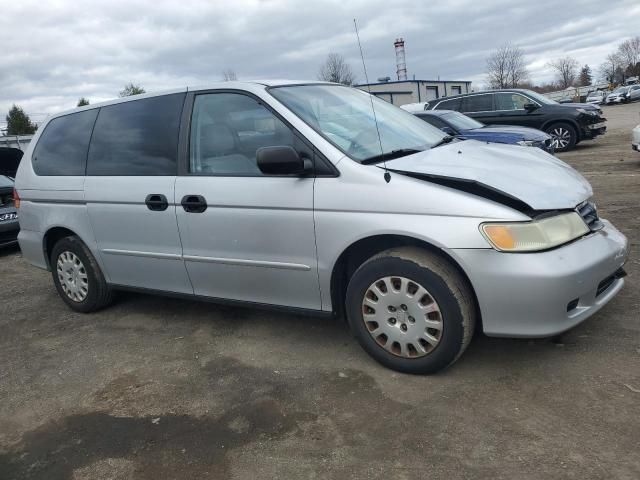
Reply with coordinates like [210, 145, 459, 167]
[462, 94, 493, 113]
[32, 109, 98, 176]
[495, 93, 532, 111]
[189, 93, 298, 175]
[87, 93, 185, 176]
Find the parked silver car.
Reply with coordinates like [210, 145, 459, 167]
[606, 86, 631, 104]
[15, 81, 629, 373]
[585, 91, 605, 105]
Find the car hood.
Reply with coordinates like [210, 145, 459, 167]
[558, 102, 600, 110]
[469, 125, 550, 141]
[385, 140, 592, 211]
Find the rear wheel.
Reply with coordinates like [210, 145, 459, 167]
[51, 236, 113, 313]
[345, 247, 476, 374]
[545, 122, 577, 152]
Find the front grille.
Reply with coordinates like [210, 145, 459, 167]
[577, 201, 603, 231]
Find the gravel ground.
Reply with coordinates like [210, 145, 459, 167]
[1, 103, 639, 480]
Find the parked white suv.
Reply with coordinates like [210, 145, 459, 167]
[15, 81, 628, 373]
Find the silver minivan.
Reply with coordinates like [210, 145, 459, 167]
[15, 81, 628, 373]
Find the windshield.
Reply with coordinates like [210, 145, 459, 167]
[613, 87, 629, 93]
[441, 111, 484, 130]
[518, 89, 557, 105]
[268, 84, 446, 163]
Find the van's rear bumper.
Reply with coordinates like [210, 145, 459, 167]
[451, 220, 628, 337]
[18, 229, 48, 269]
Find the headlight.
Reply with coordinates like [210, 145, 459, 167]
[481, 212, 589, 252]
[577, 108, 596, 115]
[516, 140, 536, 147]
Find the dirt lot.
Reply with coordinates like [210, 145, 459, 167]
[1, 103, 639, 480]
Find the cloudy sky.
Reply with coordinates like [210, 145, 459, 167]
[1, 0, 639, 127]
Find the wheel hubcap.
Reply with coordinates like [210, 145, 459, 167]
[549, 127, 571, 149]
[361, 276, 443, 358]
[56, 251, 89, 302]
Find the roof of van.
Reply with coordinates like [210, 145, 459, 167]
[41, 80, 338, 122]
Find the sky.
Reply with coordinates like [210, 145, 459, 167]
[1, 0, 639, 128]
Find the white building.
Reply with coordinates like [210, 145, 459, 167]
[356, 79, 473, 107]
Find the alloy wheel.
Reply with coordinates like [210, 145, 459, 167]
[549, 127, 571, 149]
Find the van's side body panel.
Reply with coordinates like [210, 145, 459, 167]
[84, 176, 193, 294]
[15, 81, 628, 342]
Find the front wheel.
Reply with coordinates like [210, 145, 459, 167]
[545, 122, 577, 152]
[345, 247, 476, 374]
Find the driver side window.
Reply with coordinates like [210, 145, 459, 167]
[189, 93, 297, 175]
[495, 93, 531, 111]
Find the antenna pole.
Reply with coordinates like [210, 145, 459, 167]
[353, 18, 390, 183]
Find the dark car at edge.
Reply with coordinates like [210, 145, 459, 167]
[0, 175, 19, 248]
[411, 109, 554, 154]
[424, 89, 606, 152]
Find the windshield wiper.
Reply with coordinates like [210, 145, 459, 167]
[361, 148, 423, 165]
[430, 135, 455, 149]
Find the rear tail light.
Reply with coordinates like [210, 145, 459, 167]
[13, 188, 20, 208]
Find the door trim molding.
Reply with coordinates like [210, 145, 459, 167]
[101, 248, 182, 260]
[183, 254, 311, 271]
[101, 248, 311, 271]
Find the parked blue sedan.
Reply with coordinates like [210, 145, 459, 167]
[412, 110, 555, 154]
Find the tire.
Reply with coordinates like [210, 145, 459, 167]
[50, 235, 113, 313]
[545, 122, 577, 152]
[345, 247, 476, 374]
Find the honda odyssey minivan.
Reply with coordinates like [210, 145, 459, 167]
[15, 81, 628, 373]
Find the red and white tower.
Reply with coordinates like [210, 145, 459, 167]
[394, 38, 407, 81]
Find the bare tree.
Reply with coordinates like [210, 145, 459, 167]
[617, 36, 640, 77]
[599, 53, 623, 84]
[547, 57, 579, 89]
[485, 43, 529, 89]
[221, 69, 237, 81]
[318, 53, 356, 85]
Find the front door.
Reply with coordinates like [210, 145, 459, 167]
[84, 93, 193, 294]
[493, 92, 544, 129]
[175, 91, 320, 310]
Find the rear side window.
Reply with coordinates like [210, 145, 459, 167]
[87, 93, 185, 176]
[462, 94, 493, 113]
[433, 98, 461, 111]
[32, 109, 98, 176]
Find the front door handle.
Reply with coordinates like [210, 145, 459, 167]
[181, 195, 207, 213]
[145, 194, 168, 211]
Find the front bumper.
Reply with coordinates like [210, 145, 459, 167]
[451, 220, 628, 338]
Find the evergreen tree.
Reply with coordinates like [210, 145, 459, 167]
[77, 97, 90, 107]
[119, 83, 145, 97]
[6, 105, 37, 135]
[579, 65, 592, 86]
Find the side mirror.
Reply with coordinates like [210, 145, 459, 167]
[524, 103, 538, 112]
[440, 126, 456, 135]
[257, 146, 311, 175]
